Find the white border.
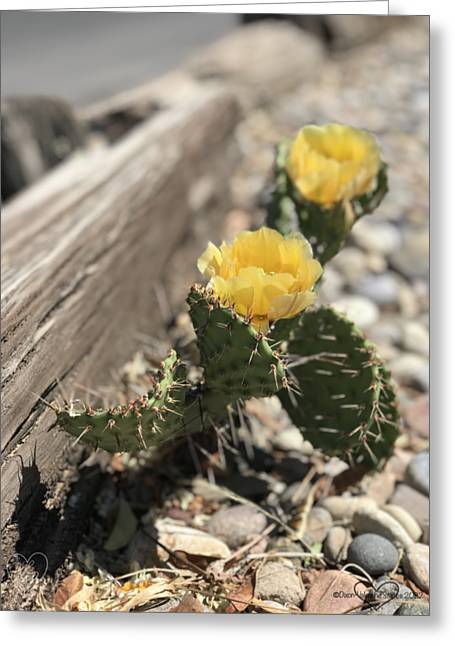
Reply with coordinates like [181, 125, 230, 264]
[0, 1, 388, 12]
[1, 0, 452, 643]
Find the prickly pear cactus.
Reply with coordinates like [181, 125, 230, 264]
[266, 141, 388, 265]
[279, 306, 399, 467]
[57, 350, 190, 453]
[188, 284, 288, 415]
[54, 117, 399, 471]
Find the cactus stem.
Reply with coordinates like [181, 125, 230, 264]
[278, 306, 400, 467]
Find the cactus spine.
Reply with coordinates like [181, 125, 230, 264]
[278, 307, 399, 467]
[58, 350, 193, 453]
[56, 123, 400, 471]
[188, 284, 288, 416]
[57, 299, 398, 467]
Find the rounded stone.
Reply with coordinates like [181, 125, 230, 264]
[352, 219, 402, 256]
[319, 495, 378, 521]
[333, 295, 379, 329]
[323, 526, 351, 563]
[347, 533, 399, 576]
[403, 394, 429, 438]
[206, 504, 267, 549]
[273, 427, 306, 452]
[405, 451, 429, 495]
[355, 273, 400, 306]
[254, 559, 305, 607]
[352, 508, 414, 549]
[394, 601, 430, 616]
[390, 229, 428, 280]
[364, 578, 415, 615]
[402, 543, 429, 593]
[332, 247, 368, 284]
[401, 321, 429, 356]
[369, 319, 402, 346]
[382, 504, 422, 542]
[421, 521, 430, 545]
[363, 472, 397, 506]
[366, 251, 387, 274]
[389, 484, 429, 530]
[389, 353, 429, 391]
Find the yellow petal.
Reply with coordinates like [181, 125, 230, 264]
[197, 242, 222, 278]
[269, 290, 316, 321]
[210, 275, 254, 318]
[198, 226, 322, 330]
[231, 228, 285, 275]
[237, 267, 295, 317]
[295, 258, 323, 292]
[286, 123, 381, 206]
[278, 234, 314, 275]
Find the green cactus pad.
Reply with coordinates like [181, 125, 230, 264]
[278, 307, 399, 467]
[57, 350, 190, 453]
[266, 140, 388, 265]
[188, 284, 288, 415]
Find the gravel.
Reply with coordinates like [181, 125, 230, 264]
[319, 496, 378, 521]
[254, 559, 305, 607]
[382, 504, 422, 542]
[402, 543, 429, 593]
[347, 533, 399, 576]
[206, 504, 268, 549]
[323, 527, 352, 563]
[389, 484, 429, 530]
[352, 508, 414, 549]
[405, 451, 429, 495]
[332, 295, 379, 329]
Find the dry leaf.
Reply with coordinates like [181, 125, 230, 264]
[121, 581, 172, 612]
[63, 584, 96, 611]
[171, 592, 206, 613]
[53, 571, 84, 608]
[225, 578, 254, 613]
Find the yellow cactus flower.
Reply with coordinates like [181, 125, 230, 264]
[197, 227, 322, 332]
[286, 123, 381, 207]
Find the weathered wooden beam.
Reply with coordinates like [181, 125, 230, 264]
[1, 83, 239, 546]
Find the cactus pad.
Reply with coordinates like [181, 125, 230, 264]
[188, 284, 288, 415]
[57, 350, 190, 453]
[266, 141, 388, 264]
[279, 307, 399, 467]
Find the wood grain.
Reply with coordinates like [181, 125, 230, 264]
[1, 82, 239, 546]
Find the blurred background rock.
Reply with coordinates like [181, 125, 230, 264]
[1, 13, 427, 201]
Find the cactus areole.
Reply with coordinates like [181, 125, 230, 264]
[57, 124, 399, 470]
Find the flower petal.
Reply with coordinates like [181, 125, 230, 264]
[197, 242, 222, 278]
[286, 123, 381, 205]
[198, 226, 322, 331]
[269, 290, 316, 321]
[231, 228, 285, 275]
